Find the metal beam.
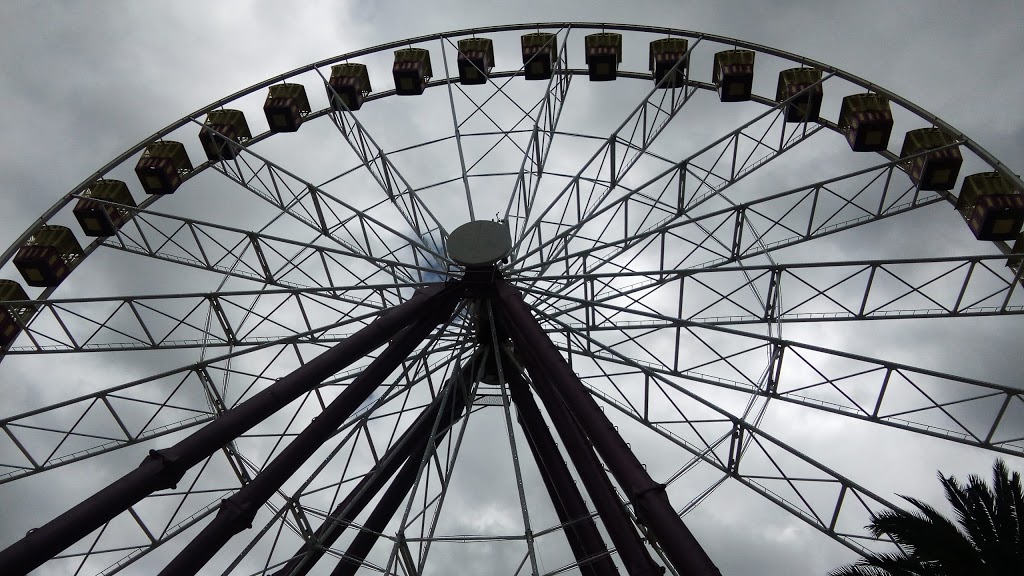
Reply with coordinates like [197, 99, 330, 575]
[512, 69, 826, 278]
[0, 283, 460, 576]
[320, 70, 451, 256]
[505, 350, 619, 576]
[326, 365, 470, 576]
[538, 307, 906, 557]
[498, 282, 720, 576]
[503, 29, 572, 243]
[505, 349, 663, 576]
[274, 361, 473, 576]
[519, 254, 1024, 328]
[96, 198, 439, 290]
[2, 285, 401, 354]
[510, 39, 704, 265]
[155, 286, 461, 575]
[514, 157, 942, 280]
[523, 283, 1024, 457]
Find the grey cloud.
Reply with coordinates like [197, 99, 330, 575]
[2, 2, 1024, 576]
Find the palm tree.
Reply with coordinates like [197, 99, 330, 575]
[828, 459, 1023, 576]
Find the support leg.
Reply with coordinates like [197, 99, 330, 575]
[504, 350, 619, 576]
[329, 365, 473, 576]
[0, 283, 461, 576]
[509, 349, 664, 576]
[498, 282, 720, 576]
[158, 291, 462, 576]
[274, 361, 474, 576]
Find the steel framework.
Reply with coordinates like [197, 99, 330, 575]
[0, 22, 1022, 576]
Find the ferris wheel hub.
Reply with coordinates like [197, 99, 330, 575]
[447, 219, 513, 267]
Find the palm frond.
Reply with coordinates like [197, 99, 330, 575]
[986, 459, 1024, 572]
[826, 552, 925, 576]
[1010, 465, 1024, 550]
[872, 499, 982, 575]
[964, 472, 1003, 563]
[991, 460, 1023, 548]
[828, 461, 1024, 576]
[940, 472, 987, 552]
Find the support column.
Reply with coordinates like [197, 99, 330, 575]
[504, 351, 619, 576]
[329, 367, 472, 576]
[514, 348, 664, 576]
[157, 290, 463, 576]
[498, 282, 721, 576]
[274, 362, 474, 576]
[0, 283, 462, 576]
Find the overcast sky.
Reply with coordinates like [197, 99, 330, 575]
[1, 2, 1023, 576]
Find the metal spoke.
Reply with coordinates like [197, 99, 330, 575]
[92, 199, 439, 291]
[503, 31, 573, 243]
[205, 166, 414, 287]
[527, 285, 1024, 456]
[518, 254, 1024, 327]
[510, 70, 832, 279]
[195, 120, 447, 286]
[2, 285, 422, 354]
[534, 307, 901, 557]
[0, 306, 466, 484]
[439, 36, 477, 222]
[510, 39, 706, 264]
[513, 154, 951, 315]
[3, 22, 1023, 576]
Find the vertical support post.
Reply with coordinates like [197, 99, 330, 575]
[505, 353, 662, 576]
[329, 366, 471, 576]
[497, 282, 721, 576]
[504, 353, 619, 576]
[0, 283, 461, 576]
[273, 362, 474, 576]
[156, 290, 463, 576]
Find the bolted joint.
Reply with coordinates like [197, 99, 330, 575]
[632, 482, 670, 529]
[142, 449, 187, 491]
[215, 494, 258, 535]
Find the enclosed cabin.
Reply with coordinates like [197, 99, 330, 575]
[135, 141, 193, 195]
[900, 128, 962, 191]
[955, 172, 1024, 241]
[0, 280, 36, 348]
[199, 109, 251, 162]
[649, 38, 689, 88]
[393, 48, 432, 96]
[13, 225, 84, 288]
[521, 32, 558, 80]
[328, 63, 372, 111]
[457, 38, 495, 85]
[838, 94, 893, 152]
[713, 50, 755, 102]
[776, 68, 823, 123]
[73, 179, 136, 237]
[264, 83, 311, 133]
[585, 33, 622, 81]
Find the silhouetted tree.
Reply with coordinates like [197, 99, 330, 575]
[829, 459, 1023, 576]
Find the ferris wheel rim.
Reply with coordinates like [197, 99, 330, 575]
[0, 22, 1022, 576]
[3, 21, 1019, 274]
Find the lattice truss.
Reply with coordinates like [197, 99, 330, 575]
[1, 23, 1023, 576]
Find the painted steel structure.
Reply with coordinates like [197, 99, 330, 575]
[0, 22, 1022, 576]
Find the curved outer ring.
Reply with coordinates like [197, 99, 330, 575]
[3, 21, 1019, 280]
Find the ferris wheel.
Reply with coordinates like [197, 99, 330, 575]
[0, 22, 1022, 576]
